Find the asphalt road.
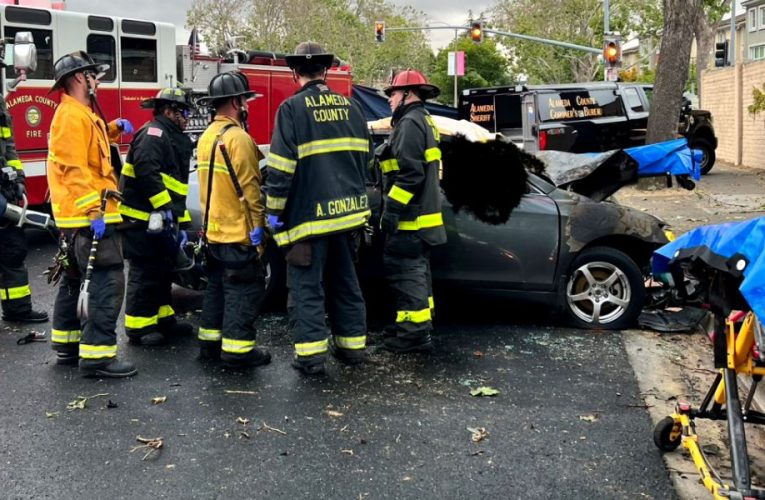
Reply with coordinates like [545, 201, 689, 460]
[0, 231, 675, 499]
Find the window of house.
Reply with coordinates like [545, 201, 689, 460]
[750, 8, 757, 32]
[760, 6, 765, 30]
[751, 44, 765, 60]
[3, 27, 53, 80]
[87, 34, 116, 82]
[120, 37, 157, 82]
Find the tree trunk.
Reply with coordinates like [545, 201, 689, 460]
[639, 0, 702, 189]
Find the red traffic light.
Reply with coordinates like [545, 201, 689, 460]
[470, 21, 483, 43]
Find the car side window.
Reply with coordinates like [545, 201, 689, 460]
[624, 88, 644, 112]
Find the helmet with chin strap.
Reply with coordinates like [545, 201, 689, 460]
[383, 69, 440, 100]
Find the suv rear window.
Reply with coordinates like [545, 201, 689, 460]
[537, 89, 623, 122]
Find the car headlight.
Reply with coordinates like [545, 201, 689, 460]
[663, 229, 676, 242]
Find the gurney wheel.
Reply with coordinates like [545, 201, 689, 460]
[653, 416, 682, 452]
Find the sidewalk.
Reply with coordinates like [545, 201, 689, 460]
[617, 162, 765, 499]
[615, 161, 765, 234]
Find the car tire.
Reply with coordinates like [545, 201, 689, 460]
[562, 246, 645, 330]
[691, 138, 716, 175]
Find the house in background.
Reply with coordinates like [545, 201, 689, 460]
[744, 0, 765, 60]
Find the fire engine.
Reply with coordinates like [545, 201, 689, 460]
[1, 4, 353, 207]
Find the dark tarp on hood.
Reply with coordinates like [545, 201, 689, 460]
[352, 84, 459, 121]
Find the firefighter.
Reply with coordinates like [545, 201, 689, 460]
[47, 51, 136, 377]
[266, 42, 371, 375]
[378, 69, 447, 353]
[0, 39, 48, 324]
[119, 88, 194, 346]
[195, 71, 271, 369]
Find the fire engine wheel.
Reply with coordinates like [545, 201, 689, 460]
[563, 247, 644, 330]
[691, 138, 716, 175]
[653, 416, 683, 452]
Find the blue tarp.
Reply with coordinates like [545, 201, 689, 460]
[653, 216, 765, 320]
[352, 84, 459, 121]
[625, 138, 702, 181]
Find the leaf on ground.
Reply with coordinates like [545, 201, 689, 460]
[151, 396, 167, 405]
[578, 414, 599, 423]
[325, 410, 344, 418]
[470, 387, 500, 397]
[66, 397, 88, 410]
[236, 417, 250, 425]
[467, 426, 488, 442]
[46, 411, 59, 418]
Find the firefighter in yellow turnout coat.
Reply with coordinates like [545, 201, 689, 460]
[196, 71, 271, 369]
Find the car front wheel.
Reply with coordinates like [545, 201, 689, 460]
[562, 246, 645, 330]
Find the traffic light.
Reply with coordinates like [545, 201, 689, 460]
[715, 40, 729, 67]
[375, 21, 385, 43]
[603, 36, 621, 69]
[470, 20, 483, 44]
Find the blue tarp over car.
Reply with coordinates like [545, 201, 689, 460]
[352, 84, 459, 120]
[625, 138, 702, 181]
[652, 216, 765, 321]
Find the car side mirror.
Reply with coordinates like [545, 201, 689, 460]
[7, 31, 37, 92]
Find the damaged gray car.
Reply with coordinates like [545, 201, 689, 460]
[358, 117, 673, 330]
[185, 117, 673, 330]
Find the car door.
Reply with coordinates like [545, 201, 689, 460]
[432, 181, 561, 292]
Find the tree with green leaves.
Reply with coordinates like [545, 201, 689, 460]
[428, 36, 512, 105]
[185, 0, 433, 86]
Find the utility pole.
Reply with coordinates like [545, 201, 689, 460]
[604, 0, 610, 82]
[454, 28, 458, 107]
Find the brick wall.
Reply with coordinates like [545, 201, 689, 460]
[701, 60, 765, 169]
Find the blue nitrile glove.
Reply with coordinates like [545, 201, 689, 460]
[117, 118, 134, 134]
[267, 214, 284, 230]
[249, 227, 264, 246]
[90, 216, 106, 240]
[178, 230, 188, 249]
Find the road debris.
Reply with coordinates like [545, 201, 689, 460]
[106, 400, 118, 409]
[45, 411, 59, 419]
[341, 449, 354, 456]
[17, 330, 47, 345]
[259, 422, 287, 435]
[66, 393, 110, 411]
[224, 390, 257, 396]
[236, 417, 250, 425]
[151, 396, 167, 405]
[467, 426, 488, 442]
[470, 387, 500, 397]
[578, 414, 600, 423]
[131, 436, 164, 461]
[473, 350, 485, 358]
[325, 410, 344, 418]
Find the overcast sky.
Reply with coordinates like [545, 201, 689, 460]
[65, 0, 493, 50]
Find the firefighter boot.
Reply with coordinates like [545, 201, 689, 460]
[161, 321, 195, 338]
[127, 330, 167, 347]
[54, 349, 79, 366]
[221, 347, 272, 369]
[2, 309, 49, 323]
[79, 358, 138, 378]
[330, 339, 367, 366]
[292, 354, 327, 376]
[383, 334, 434, 354]
[198, 341, 222, 362]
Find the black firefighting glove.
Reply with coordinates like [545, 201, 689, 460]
[15, 179, 26, 201]
[379, 209, 400, 235]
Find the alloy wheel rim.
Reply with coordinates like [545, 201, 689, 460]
[566, 261, 631, 324]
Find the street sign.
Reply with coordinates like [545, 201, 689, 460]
[448, 51, 465, 76]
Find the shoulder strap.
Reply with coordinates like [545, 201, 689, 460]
[201, 123, 236, 241]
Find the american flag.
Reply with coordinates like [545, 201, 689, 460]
[188, 28, 201, 57]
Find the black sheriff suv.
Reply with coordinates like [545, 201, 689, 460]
[459, 82, 718, 174]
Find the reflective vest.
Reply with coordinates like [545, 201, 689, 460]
[197, 116, 265, 245]
[47, 93, 122, 228]
[379, 102, 446, 246]
[265, 80, 372, 247]
[119, 115, 193, 226]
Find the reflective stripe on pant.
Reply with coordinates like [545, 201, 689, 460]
[383, 232, 432, 340]
[0, 225, 32, 315]
[287, 232, 366, 358]
[122, 227, 176, 338]
[51, 230, 124, 359]
[199, 244, 264, 357]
